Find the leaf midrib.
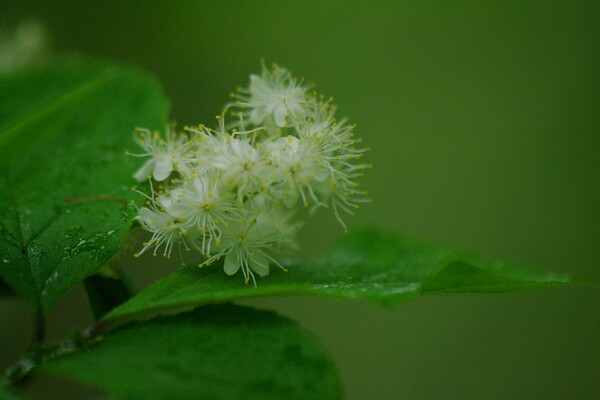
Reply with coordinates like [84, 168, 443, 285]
[0, 68, 115, 312]
[4, 171, 42, 312]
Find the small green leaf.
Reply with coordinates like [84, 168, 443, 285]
[0, 63, 169, 314]
[103, 229, 569, 329]
[39, 304, 341, 400]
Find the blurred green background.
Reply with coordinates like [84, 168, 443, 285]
[1, 1, 598, 399]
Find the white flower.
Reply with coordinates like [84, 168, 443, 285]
[163, 176, 237, 255]
[129, 126, 193, 182]
[228, 63, 310, 128]
[133, 183, 188, 258]
[298, 98, 371, 227]
[212, 134, 271, 203]
[263, 135, 329, 209]
[132, 63, 369, 284]
[200, 208, 298, 285]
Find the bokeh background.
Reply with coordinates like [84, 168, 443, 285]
[1, 1, 599, 399]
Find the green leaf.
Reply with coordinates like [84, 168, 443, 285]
[0, 67, 113, 164]
[0, 63, 169, 314]
[103, 229, 570, 330]
[39, 304, 341, 400]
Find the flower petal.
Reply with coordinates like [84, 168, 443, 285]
[250, 108, 263, 125]
[133, 159, 155, 182]
[153, 157, 173, 181]
[224, 251, 241, 276]
[249, 252, 270, 277]
[314, 167, 330, 182]
[136, 207, 158, 228]
[274, 106, 288, 127]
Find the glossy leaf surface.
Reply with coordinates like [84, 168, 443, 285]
[0, 64, 169, 313]
[104, 229, 570, 329]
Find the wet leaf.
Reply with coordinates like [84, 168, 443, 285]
[103, 229, 570, 329]
[39, 304, 341, 400]
[0, 63, 169, 314]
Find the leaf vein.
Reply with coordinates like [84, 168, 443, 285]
[2, 171, 42, 310]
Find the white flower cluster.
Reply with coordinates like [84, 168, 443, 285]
[130, 63, 369, 285]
